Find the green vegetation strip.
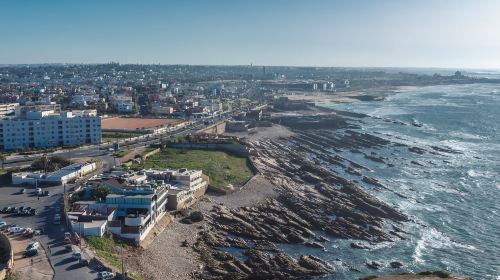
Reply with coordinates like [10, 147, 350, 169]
[102, 132, 144, 142]
[86, 236, 143, 280]
[86, 236, 121, 268]
[143, 148, 254, 190]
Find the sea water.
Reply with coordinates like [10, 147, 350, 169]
[284, 83, 500, 279]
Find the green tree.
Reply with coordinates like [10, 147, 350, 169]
[0, 153, 6, 169]
[91, 185, 110, 201]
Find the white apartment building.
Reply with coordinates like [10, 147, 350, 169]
[19, 101, 61, 116]
[151, 104, 174, 115]
[0, 110, 101, 150]
[0, 103, 20, 117]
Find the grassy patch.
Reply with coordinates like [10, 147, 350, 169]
[86, 236, 143, 279]
[102, 132, 144, 143]
[86, 236, 121, 268]
[143, 148, 254, 190]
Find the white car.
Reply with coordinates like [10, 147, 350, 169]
[26, 241, 39, 250]
[0, 222, 7, 228]
[97, 271, 115, 279]
[35, 188, 42, 195]
[8, 227, 23, 234]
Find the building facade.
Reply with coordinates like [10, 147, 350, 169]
[0, 110, 101, 150]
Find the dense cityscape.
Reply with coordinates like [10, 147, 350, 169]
[1, 1, 499, 280]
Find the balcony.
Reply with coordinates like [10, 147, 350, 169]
[124, 213, 150, 227]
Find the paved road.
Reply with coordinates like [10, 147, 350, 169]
[0, 184, 97, 280]
[3, 115, 231, 169]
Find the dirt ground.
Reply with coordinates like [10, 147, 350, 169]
[10, 235, 53, 280]
[125, 220, 204, 280]
[125, 172, 278, 280]
[102, 117, 183, 130]
[224, 124, 295, 141]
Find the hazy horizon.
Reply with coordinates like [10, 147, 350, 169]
[1, 0, 499, 69]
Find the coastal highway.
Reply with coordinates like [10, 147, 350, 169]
[3, 113, 232, 170]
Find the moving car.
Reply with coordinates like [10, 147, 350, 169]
[97, 271, 114, 279]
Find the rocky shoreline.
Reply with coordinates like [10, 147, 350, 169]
[127, 108, 464, 280]
[188, 110, 425, 280]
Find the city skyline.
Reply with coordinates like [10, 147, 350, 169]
[1, 0, 500, 69]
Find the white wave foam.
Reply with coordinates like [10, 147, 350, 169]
[449, 131, 487, 140]
[467, 169, 479, 177]
[413, 227, 478, 264]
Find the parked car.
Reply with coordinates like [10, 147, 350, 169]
[0, 222, 7, 229]
[30, 209, 37, 215]
[65, 244, 72, 252]
[8, 227, 23, 234]
[35, 188, 42, 195]
[23, 249, 38, 258]
[72, 251, 81, 260]
[23, 229, 34, 237]
[80, 258, 89, 266]
[26, 241, 39, 250]
[10, 207, 18, 213]
[1, 207, 9, 213]
[97, 271, 114, 279]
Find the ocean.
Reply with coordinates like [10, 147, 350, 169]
[284, 83, 500, 279]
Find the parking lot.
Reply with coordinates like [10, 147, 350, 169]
[0, 184, 98, 280]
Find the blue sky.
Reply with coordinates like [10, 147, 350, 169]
[1, 0, 499, 68]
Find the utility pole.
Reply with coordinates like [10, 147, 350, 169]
[120, 243, 125, 279]
[63, 183, 69, 229]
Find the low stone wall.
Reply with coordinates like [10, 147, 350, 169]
[197, 121, 226, 134]
[142, 148, 160, 160]
[0, 233, 13, 280]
